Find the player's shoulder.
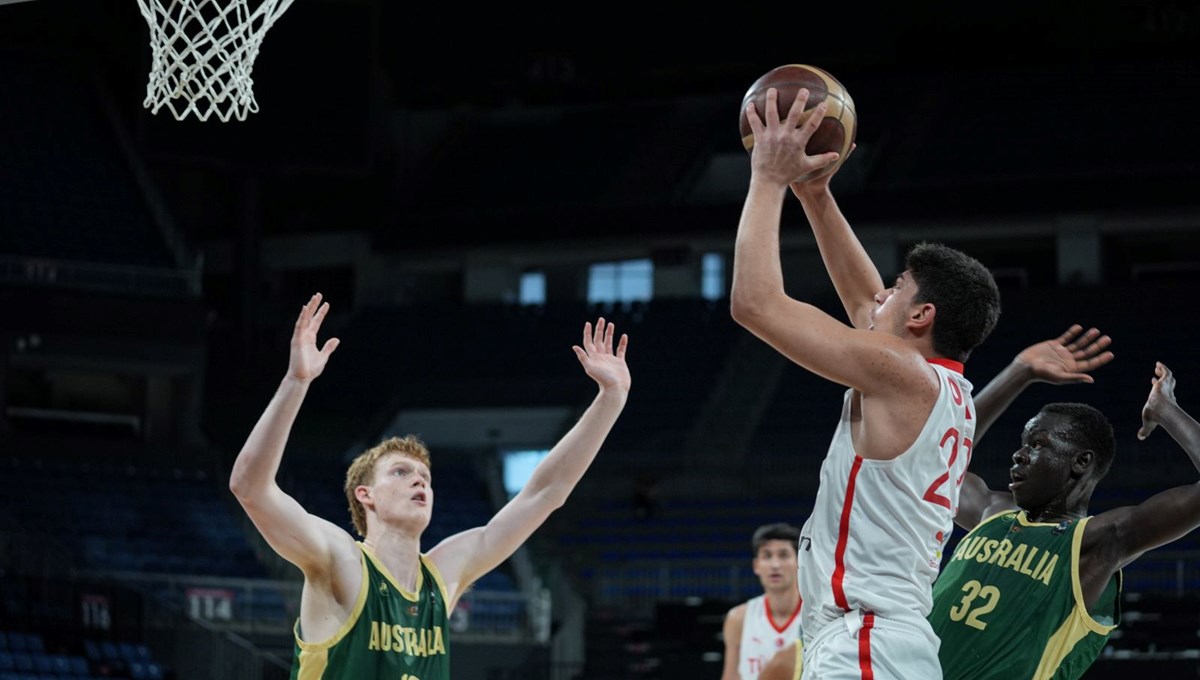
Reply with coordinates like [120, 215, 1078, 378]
[1079, 509, 1120, 547]
[300, 523, 362, 578]
[725, 598, 751, 622]
[884, 343, 946, 391]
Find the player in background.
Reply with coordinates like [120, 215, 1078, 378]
[721, 523, 804, 680]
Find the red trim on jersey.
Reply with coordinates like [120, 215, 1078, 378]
[858, 612, 876, 680]
[927, 357, 964, 374]
[832, 455, 865, 610]
[765, 595, 803, 634]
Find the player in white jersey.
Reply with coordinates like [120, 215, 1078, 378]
[797, 361, 973, 678]
[721, 523, 804, 680]
[732, 87, 1002, 679]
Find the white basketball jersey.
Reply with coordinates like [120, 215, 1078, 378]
[739, 594, 803, 680]
[797, 360, 975, 640]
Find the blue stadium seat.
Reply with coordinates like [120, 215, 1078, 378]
[98, 643, 119, 662]
[9, 655, 31, 673]
[129, 661, 163, 680]
[47, 654, 72, 675]
[66, 656, 89, 677]
[29, 656, 51, 675]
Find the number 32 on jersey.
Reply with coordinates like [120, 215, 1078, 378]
[948, 579, 1000, 630]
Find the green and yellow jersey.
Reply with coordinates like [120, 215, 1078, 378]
[290, 543, 451, 680]
[929, 510, 1121, 680]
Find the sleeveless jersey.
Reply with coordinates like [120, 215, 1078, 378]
[739, 594, 803, 679]
[290, 543, 451, 680]
[929, 511, 1121, 680]
[798, 359, 975, 639]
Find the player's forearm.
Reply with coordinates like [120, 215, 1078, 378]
[229, 376, 311, 500]
[731, 177, 790, 318]
[794, 185, 883, 327]
[522, 387, 628, 507]
[1155, 401, 1200, 474]
[972, 358, 1036, 443]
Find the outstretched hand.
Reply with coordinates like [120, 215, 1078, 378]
[1138, 362, 1177, 440]
[572, 317, 631, 393]
[1017, 324, 1114, 384]
[289, 293, 340, 382]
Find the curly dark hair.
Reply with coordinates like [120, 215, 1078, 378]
[905, 242, 1001, 363]
[1039, 402, 1115, 480]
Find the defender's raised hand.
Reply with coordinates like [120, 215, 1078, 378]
[1017, 324, 1114, 384]
[572, 317, 631, 393]
[289, 293, 340, 382]
[1139, 362, 1178, 441]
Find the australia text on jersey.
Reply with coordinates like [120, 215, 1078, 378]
[947, 531, 1061, 586]
[366, 621, 447, 657]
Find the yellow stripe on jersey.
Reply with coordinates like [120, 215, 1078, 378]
[296, 545, 371, 650]
[362, 543, 423, 602]
[295, 646, 329, 680]
[1031, 517, 1117, 680]
[421, 553, 451, 605]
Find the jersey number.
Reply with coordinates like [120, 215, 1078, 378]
[923, 428, 972, 509]
[948, 580, 1000, 630]
[923, 377, 974, 510]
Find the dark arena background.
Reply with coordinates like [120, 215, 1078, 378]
[2, 0, 1200, 678]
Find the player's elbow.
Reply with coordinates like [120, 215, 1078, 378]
[516, 483, 569, 515]
[730, 289, 770, 329]
[540, 488, 570, 513]
[228, 473, 249, 502]
[228, 466, 263, 504]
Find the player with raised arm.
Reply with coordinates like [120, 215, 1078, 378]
[732, 86, 1001, 679]
[229, 293, 631, 679]
[930, 328, 1200, 678]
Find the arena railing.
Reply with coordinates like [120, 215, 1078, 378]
[0, 254, 199, 297]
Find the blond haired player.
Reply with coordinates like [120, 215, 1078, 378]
[230, 293, 631, 679]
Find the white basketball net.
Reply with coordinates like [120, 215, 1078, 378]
[135, 0, 295, 122]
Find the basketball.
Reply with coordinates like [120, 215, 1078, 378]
[739, 64, 857, 180]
